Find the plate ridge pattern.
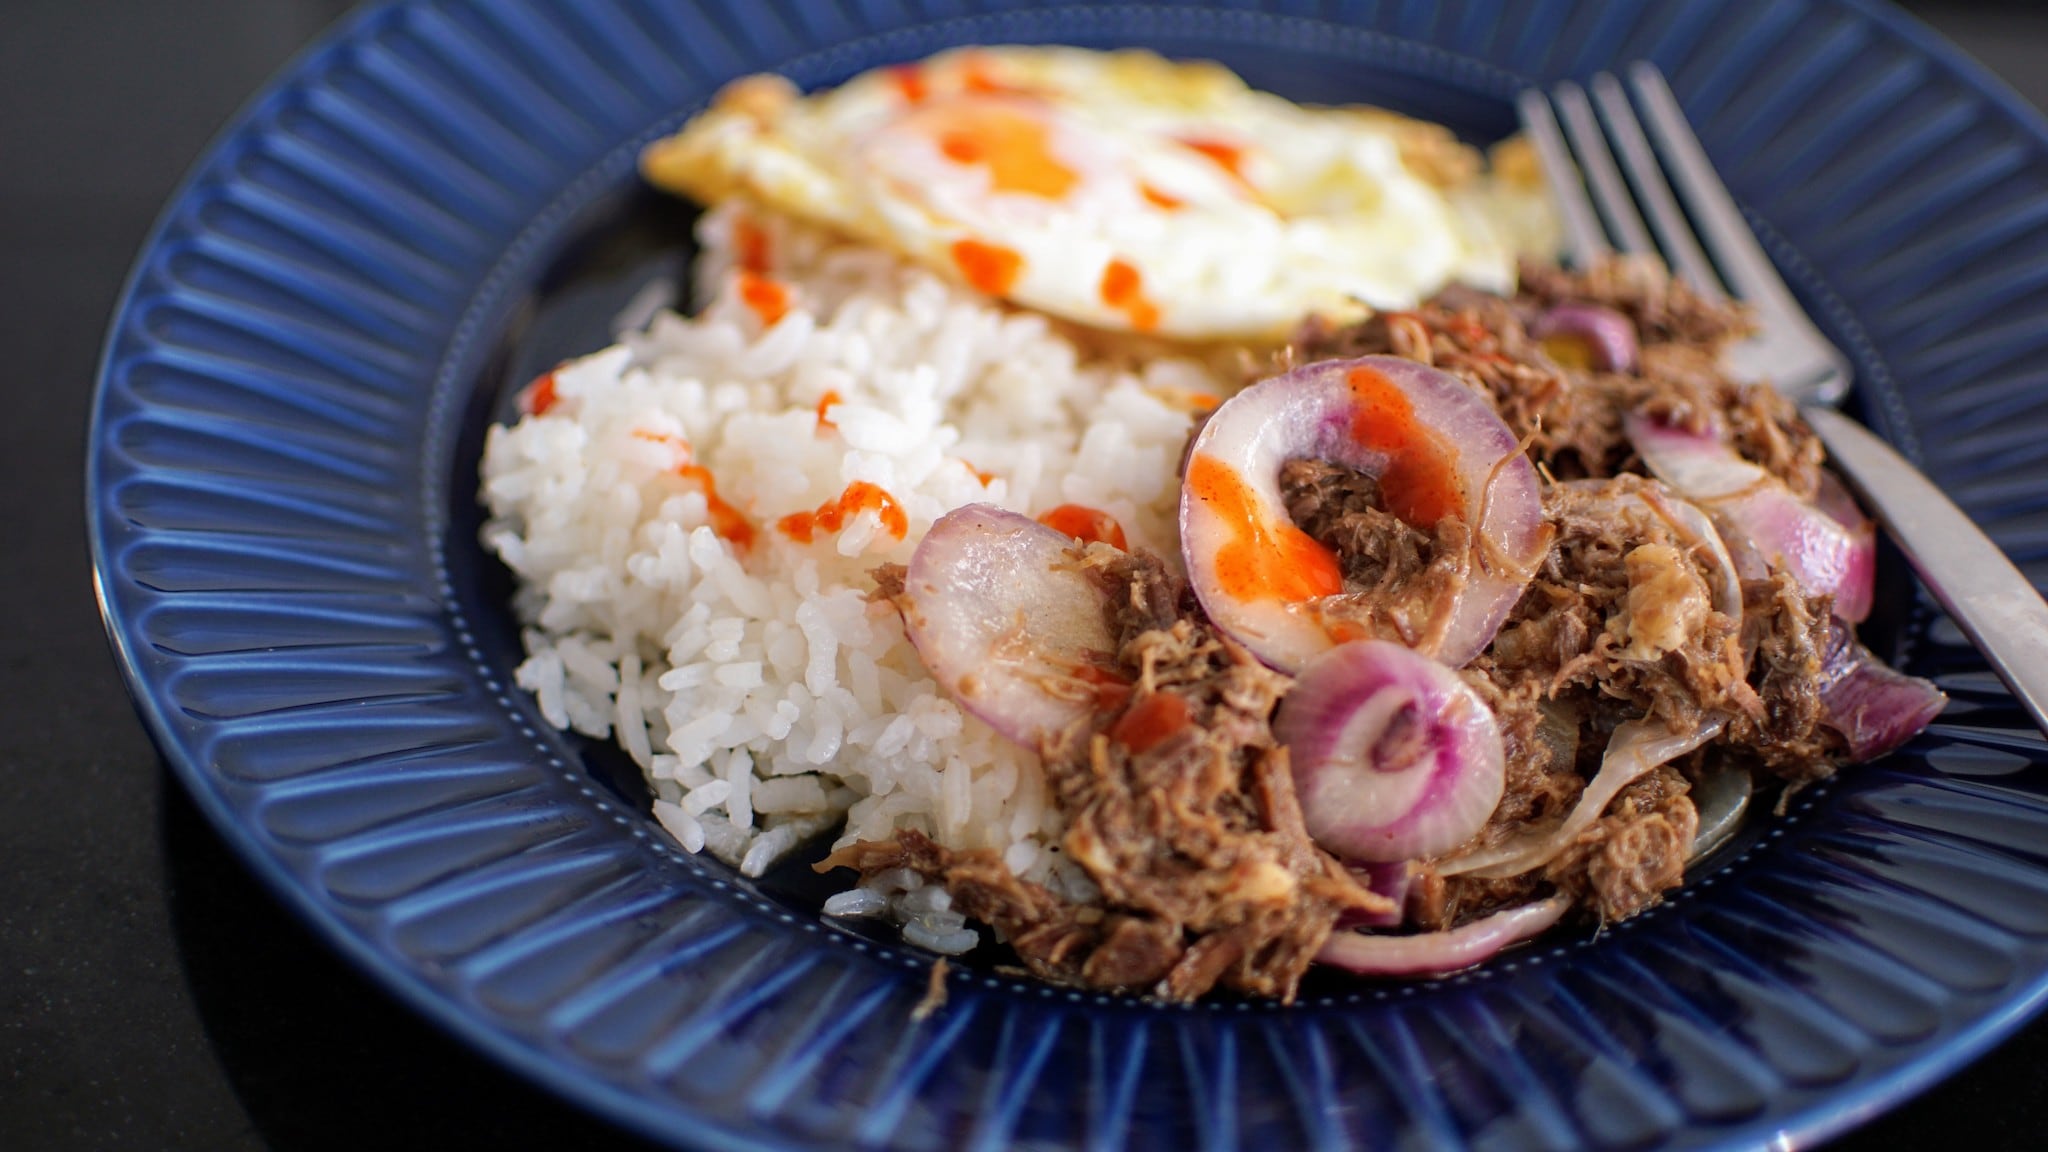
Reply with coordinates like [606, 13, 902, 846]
[85, 1, 2048, 1149]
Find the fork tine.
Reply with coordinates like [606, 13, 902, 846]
[1587, 73, 1723, 296]
[1515, 89, 1609, 269]
[1624, 62, 1807, 319]
[1552, 81, 1657, 256]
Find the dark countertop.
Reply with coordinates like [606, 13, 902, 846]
[6, 2, 2047, 1148]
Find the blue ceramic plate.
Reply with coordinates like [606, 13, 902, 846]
[89, 2, 2048, 1148]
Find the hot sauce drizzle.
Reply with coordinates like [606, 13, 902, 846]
[736, 270, 791, 327]
[679, 464, 755, 551]
[887, 64, 927, 104]
[521, 371, 559, 417]
[1036, 504, 1128, 550]
[1186, 454, 1342, 603]
[732, 216, 772, 275]
[1138, 181, 1184, 210]
[1098, 258, 1161, 332]
[1344, 365, 1463, 527]
[777, 481, 910, 544]
[951, 238, 1024, 296]
[1109, 691, 1191, 754]
[813, 389, 842, 433]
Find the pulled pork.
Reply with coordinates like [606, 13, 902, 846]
[842, 256, 1891, 998]
[842, 550, 1390, 1003]
[1292, 256, 1823, 498]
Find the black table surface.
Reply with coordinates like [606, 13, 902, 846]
[8, 1, 2048, 1148]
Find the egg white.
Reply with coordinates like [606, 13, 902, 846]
[643, 46, 1558, 341]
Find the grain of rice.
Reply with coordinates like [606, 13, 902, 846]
[822, 888, 890, 918]
[653, 799, 706, 855]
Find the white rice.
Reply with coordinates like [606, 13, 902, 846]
[480, 201, 1225, 937]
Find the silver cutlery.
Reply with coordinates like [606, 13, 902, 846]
[1518, 63, 2048, 736]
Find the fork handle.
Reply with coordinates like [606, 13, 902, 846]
[1803, 405, 2048, 735]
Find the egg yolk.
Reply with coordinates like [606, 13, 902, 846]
[916, 99, 1079, 200]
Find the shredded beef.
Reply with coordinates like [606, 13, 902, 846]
[1544, 765, 1699, 922]
[1288, 259, 1861, 931]
[1277, 458, 1476, 652]
[836, 549, 1391, 1003]
[844, 255, 1896, 997]
[1290, 254, 1824, 498]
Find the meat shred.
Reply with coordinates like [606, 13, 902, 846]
[846, 255, 1895, 997]
[839, 550, 1391, 1003]
[1292, 255, 1824, 497]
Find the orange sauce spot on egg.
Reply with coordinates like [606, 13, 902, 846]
[1345, 365, 1464, 528]
[813, 389, 841, 434]
[521, 371, 558, 416]
[1109, 691, 1191, 755]
[958, 53, 1015, 94]
[737, 270, 790, 326]
[1098, 258, 1161, 332]
[887, 64, 927, 103]
[733, 216, 771, 274]
[926, 101, 1078, 199]
[1177, 135, 1256, 192]
[1139, 181, 1184, 210]
[777, 481, 909, 545]
[1036, 504, 1128, 551]
[951, 238, 1024, 296]
[677, 464, 755, 551]
[1186, 454, 1343, 604]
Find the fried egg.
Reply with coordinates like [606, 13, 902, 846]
[642, 47, 1558, 341]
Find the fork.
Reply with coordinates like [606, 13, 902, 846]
[1518, 63, 2048, 737]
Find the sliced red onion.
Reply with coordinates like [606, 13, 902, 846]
[1439, 713, 1726, 879]
[1625, 412, 1873, 622]
[1181, 356, 1546, 672]
[1340, 861, 1412, 929]
[1816, 621, 1946, 762]
[1275, 640, 1506, 863]
[1531, 303, 1638, 372]
[1315, 894, 1570, 977]
[1813, 470, 1877, 623]
[898, 504, 1124, 751]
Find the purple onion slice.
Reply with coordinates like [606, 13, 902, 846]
[897, 504, 1124, 752]
[1181, 355, 1546, 672]
[1439, 713, 1726, 879]
[1813, 470, 1877, 623]
[1339, 861, 1412, 929]
[1315, 894, 1570, 977]
[1625, 412, 1874, 622]
[1817, 621, 1947, 762]
[1531, 303, 1638, 372]
[1275, 640, 1507, 863]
